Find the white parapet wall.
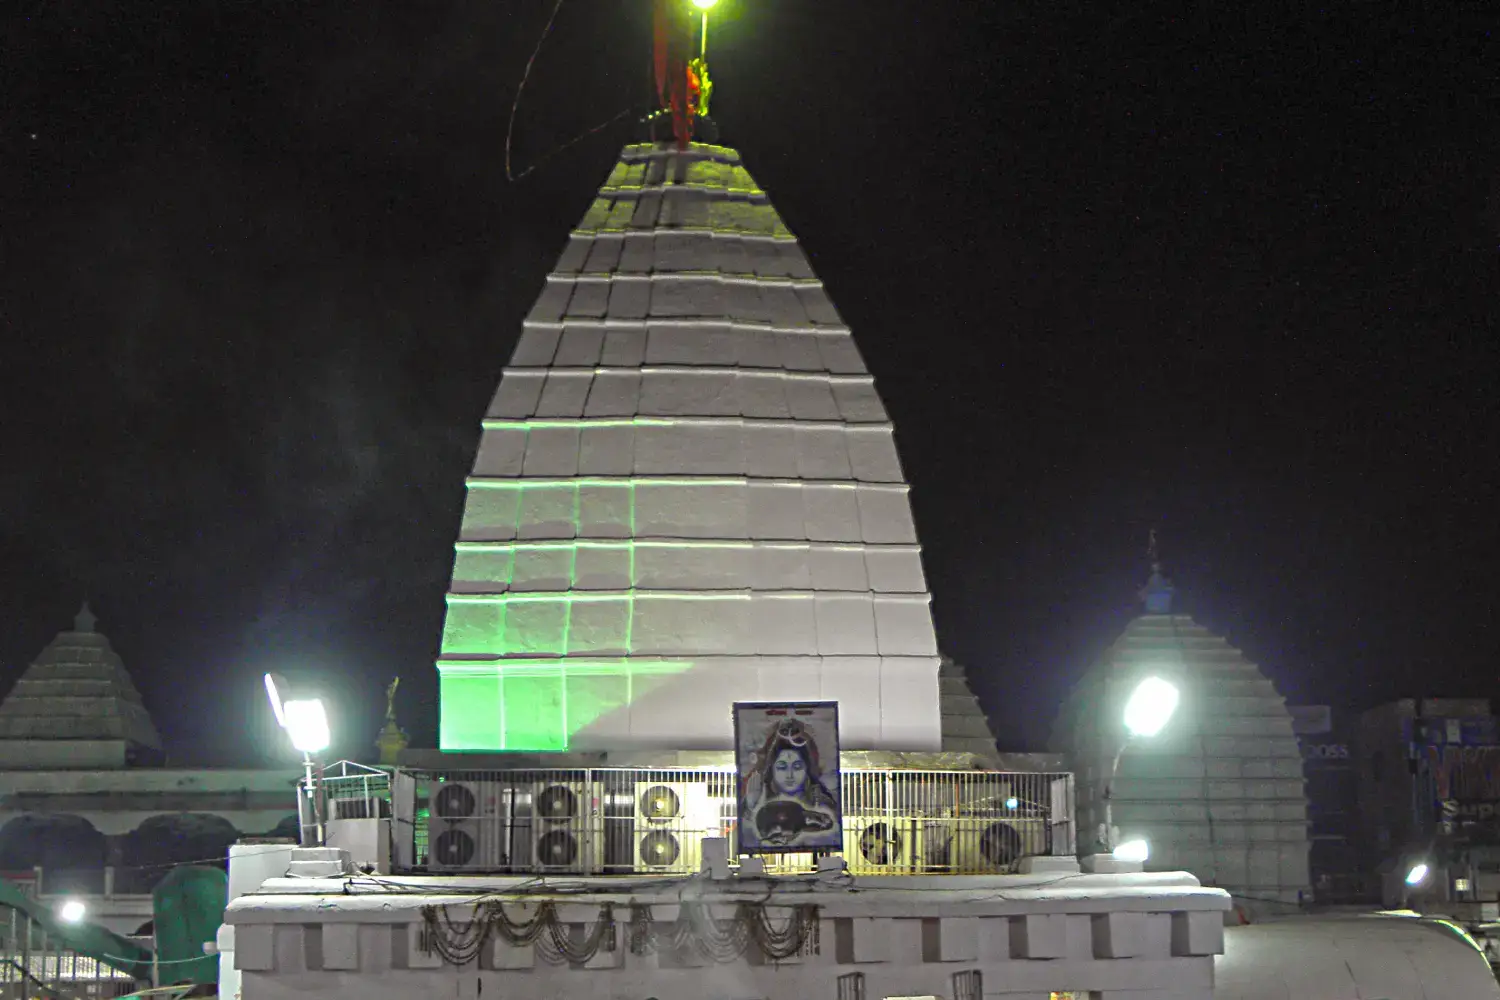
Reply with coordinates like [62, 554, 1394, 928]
[225, 862, 1231, 999]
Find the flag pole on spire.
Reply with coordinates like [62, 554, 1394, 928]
[652, 0, 716, 149]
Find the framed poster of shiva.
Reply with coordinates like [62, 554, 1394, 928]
[733, 701, 842, 854]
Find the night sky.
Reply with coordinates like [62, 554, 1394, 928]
[3, 2, 1496, 764]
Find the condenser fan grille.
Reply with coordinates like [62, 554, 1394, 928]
[638, 830, 681, 867]
[434, 783, 477, 819]
[638, 785, 682, 821]
[536, 829, 580, 867]
[978, 822, 1024, 866]
[536, 785, 578, 822]
[432, 829, 476, 867]
[857, 823, 904, 865]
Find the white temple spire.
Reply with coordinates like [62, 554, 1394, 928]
[435, 142, 940, 756]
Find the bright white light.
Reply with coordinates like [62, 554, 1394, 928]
[1113, 839, 1150, 864]
[1405, 863, 1430, 887]
[691, 0, 719, 9]
[59, 900, 87, 923]
[1123, 676, 1180, 738]
[1004, 796, 1019, 810]
[263, 673, 287, 728]
[282, 698, 330, 754]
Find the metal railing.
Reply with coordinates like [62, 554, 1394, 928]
[317, 766, 1074, 877]
[1, 904, 140, 1000]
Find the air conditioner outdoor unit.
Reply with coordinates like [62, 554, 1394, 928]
[633, 780, 730, 872]
[527, 781, 602, 874]
[427, 780, 513, 872]
[938, 817, 1048, 873]
[841, 816, 923, 871]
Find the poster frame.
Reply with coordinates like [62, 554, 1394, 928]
[732, 699, 843, 856]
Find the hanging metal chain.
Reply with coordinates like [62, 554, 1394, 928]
[420, 904, 492, 966]
[625, 901, 819, 963]
[627, 904, 660, 955]
[420, 900, 561, 965]
[746, 903, 820, 960]
[682, 901, 753, 962]
[427, 899, 816, 967]
[486, 900, 556, 947]
[536, 903, 617, 965]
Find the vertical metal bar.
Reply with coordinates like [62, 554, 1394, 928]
[20, 909, 31, 993]
[586, 766, 597, 875]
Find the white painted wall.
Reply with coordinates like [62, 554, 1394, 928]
[220, 841, 299, 1000]
[226, 863, 1231, 999]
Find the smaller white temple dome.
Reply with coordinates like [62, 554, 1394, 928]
[0, 604, 164, 769]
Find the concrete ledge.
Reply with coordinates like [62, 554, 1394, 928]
[228, 871, 1228, 924]
[227, 870, 1229, 1000]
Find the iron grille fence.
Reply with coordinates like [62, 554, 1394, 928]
[1, 904, 139, 999]
[318, 763, 392, 822]
[317, 766, 1074, 877]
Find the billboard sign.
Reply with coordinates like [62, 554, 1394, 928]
[733, 701, 842, 854]
[1428, 745, 1500, 843]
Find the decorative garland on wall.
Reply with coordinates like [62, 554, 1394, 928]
[420, 899, 819, 967]
[626, 901, 819, 962]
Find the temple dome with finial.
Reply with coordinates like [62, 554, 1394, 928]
[1050, 559, 1311, 918]
[938, 656, 1000, 763]
[435, 139, 941, 756]
[0, 604, 164, 769]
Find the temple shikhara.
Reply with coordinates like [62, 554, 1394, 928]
[436, 140, 942, 756]
[4, 5, 1494, 999]
[1052, 569, 1313, 916]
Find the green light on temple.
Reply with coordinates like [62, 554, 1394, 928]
[438, 659, 692, 751]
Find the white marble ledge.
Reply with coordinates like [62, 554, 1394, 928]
[556, 272, 825, 290]
[504, 366, 877, 381]
[521, 318, 855, 336]
[226, 872, 1231, 925]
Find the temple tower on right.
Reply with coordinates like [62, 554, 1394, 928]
[1051, 564, 1312, 916]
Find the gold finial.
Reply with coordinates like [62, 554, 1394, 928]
[384, 677, 401, 721]
[376, 676, 408, 765]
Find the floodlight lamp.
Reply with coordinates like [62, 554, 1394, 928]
[263, 673, 288, 728]
[1405, 862, 1430, 887]
[59, 899, 87, 924]
[1005, 796, 1019, 810]
[282, 698, 331, 754]
[1113, 839, 1150, 864]
[1123, 676, 1180, 738]
[691, 0, 719, 9]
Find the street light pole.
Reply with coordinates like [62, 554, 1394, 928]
[302, 752, 324, 847]
[1103, 739, 1132, 852]
[1102, 675, 1181, 853]
[266, 673, 333, 848]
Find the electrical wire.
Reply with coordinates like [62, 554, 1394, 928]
[502, 0, 637, 183]
[123, 845, 299, 872]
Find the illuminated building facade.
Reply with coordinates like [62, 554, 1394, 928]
[437, 142, 941, 755]
[1052, 580, 1312, 916]
[1289, 704, 1364, 902]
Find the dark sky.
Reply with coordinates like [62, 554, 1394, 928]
[3, 1, 1496, 763]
